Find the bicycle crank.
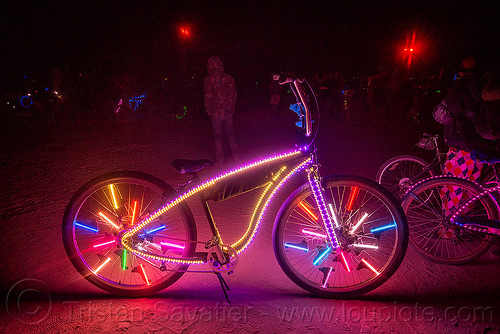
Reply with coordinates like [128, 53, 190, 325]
[207, 245, 238, 273]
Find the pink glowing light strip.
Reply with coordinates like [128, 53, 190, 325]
[302, 229, 327, 238]
[93, 239, 115, 248]
[98, 212, 120, 229]
[126, 148, 303, 237]
[361, 258, 380, 275]
[340, 251, 351, 272]
[121, 148, 306, 264]
[160, 241, 185, 250]
[94, 257, 111, 274]
[322, 267, 333, 288]
[352, 243, 378, 249]
[139, 264, 150, 285]
[307, 169, 340, 248]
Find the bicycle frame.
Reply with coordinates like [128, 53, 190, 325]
[420, 135, 446, 174]
[119, 145, 341, 265]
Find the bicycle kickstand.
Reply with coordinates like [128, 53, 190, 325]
[214, 271, 231, 304]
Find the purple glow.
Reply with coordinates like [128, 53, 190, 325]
[284, 242, 308, 251]
[307, 169, 339, 248]
[160, 241, 185, 250]
[302, 229, 327, 238]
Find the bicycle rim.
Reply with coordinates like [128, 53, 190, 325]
[401, 177, 496, 264]
[274, 176, 408, 298]
[376, 155, 435, 201]
[62, 172, 197, 296]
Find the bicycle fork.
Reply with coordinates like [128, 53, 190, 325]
[306, 166, 341, 256]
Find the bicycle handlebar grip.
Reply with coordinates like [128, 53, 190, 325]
[273, 73, 300, 85]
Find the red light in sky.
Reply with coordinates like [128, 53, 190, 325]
[180, 27, 190, 37]
[402, 31, 417, 68]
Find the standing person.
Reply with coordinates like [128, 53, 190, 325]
[204, 56, 239, 167]
[436, 56, 492, 178]
[433, 56, 492, 215]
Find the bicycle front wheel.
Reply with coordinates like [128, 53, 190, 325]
[62, 171, 197, 296]
[401, 176, 497, 264]
[273, 176, 408, 298]
[376, 155, 435, 201]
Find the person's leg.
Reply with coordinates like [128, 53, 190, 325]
[211, 115, 224, 164]
[223, 114, 239, 164]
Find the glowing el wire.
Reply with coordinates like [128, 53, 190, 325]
[109, 185, 119, 209]
[302, 229, 327, 238]
[98, 212, 120, 230]
[350, 212, 369, 234]
[94, 257, 111, 274]
[160, 241, 185, 250]
[284, 243, 309, 251]
[313, 246, 331, 266]
[298, 201, 318, 221]
[93, 240, 115, 248]
[361, 258, 380, 275]
[131, 201, 137, 226]
[346, 186, 359, 211]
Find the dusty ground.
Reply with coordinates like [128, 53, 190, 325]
[1, 99, 499, 333]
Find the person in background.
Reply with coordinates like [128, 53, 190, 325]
[439, 56, 492, 182]
[204, 56, 239, 167]
[433, 56, 493, 222]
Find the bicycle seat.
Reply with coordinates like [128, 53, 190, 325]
[172, 159, 213, 174]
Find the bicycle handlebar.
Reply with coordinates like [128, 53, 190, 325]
[273, 73, 312, 137]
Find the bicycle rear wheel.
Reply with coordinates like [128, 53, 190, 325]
[376, 155, 435, 201]
[273, 176, 408, 298]
[401, 176, 497, 264]
[62, 171, 197, 296]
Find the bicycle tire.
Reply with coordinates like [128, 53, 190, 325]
[401, 176, 497, 265]
[62, 171, 197, 296]
[273, 175, 408, 298]
[376, 155, 436, 201]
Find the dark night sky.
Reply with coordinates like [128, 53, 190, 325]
[1, 0, 498, 91]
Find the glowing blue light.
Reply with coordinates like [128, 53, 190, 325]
[145, 225, 166, 234]
[313, 246, 331, 266]
[20, 95, 33, 108]
[370, 223, 396, 234]
[284, 243, 308, 252]
[128, 94, 146, 111]
[75, 222, 98, 233]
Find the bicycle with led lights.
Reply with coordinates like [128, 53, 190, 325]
[376, 133, 447, 201]
[62, 74, 408, 301]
